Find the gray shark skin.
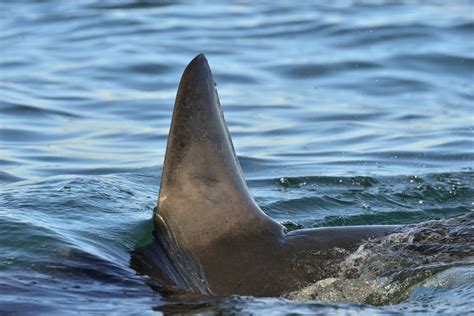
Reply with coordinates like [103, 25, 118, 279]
[133, 54, 399, 297]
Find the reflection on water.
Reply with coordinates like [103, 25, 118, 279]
[1, 0, 473, 314]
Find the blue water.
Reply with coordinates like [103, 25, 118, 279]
[1, 0, 473, 314]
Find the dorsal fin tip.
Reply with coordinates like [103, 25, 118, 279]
[193, 53, 207, 62]
[189, 53, 208, 68]
[181, 53, 210, 82]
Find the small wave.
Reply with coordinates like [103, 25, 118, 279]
[388, 52, 474, 76]
[333, 24, 435, 48]
[0, 171, 24, 184]
[0, 100, 80, 118]
[314, 207, 471, 227]
[91, 0, 175, 11]
[273, 61, 380, 79]
[329, 76, 432, 95]
[451, 21, 474, 32]
[254, 172, 473, 227]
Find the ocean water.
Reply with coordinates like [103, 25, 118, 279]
[1, 0, 473, 314]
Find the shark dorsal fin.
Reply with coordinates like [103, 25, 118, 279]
[140, 54, 399, 297]
[155, 54, 283, 262]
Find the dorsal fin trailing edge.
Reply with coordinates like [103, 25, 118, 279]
[154, 54, 284, 293]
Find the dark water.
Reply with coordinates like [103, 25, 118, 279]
[1, 0, 473, 314]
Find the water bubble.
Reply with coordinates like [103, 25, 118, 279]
[279, 177, 290, 187]
[281, 220, 303, 231]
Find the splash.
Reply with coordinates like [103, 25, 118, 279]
[287, 213, 474, 305]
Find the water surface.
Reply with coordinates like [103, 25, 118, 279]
[1, 0, 473, 314]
